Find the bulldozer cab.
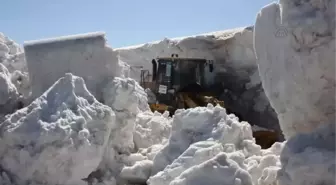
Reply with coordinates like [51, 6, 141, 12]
[150, 54, 214, 105]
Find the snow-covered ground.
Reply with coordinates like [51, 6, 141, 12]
[0, 69, 323, 185]
[0, 73, 285, 185]
[0, 0, 335, 184]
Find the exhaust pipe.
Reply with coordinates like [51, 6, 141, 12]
[152, 59, 157, 81]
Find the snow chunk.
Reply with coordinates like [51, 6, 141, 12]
[148, 141, 224, 185]
[10, 70, 31, 98]
[103, 77, 150, 115]
[151, 105, 259, 175]
[254, 0, 336, 138]
[102, 77, 150, 154]
[147, 104, 283, 185]
[151, 105, 227, 174]
[0, 73, 115, 185]
[0, 33, 26, 73]
[120, 160, 153, 183]
[169, 152, 253, 185]
[139, 144, 165, 160]
[134, 111, 172, 149]
[0, 63, 20, 118]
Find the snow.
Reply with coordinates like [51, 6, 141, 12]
[147, 104, 283, 185]
[120, 160, 153, 184]
[254, 0, 335, 138]
[0, 33, 29, 101]
[0, 33, 26, 72]
[133, 111, 171, 149]
[0, 0, 334, 183]
[0, 73, 115, 185]
[24, 32, 124, 101]
[0, 63, 20, 119]
[278, 123, 335, 185]
[254, 1, 335, 185]
[169, 152, 253, 185]
[116, 26, 281, 136]
[23, 31, 106, 46]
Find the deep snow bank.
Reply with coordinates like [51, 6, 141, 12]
[24, 32, 126, 101]
[116, 27, 281, 137]
[254, 0, 335, 184]
[0, 73, 115, 185]
[254, 0, 335, 138]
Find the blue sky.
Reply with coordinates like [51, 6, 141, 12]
[1, 0, 275, 48]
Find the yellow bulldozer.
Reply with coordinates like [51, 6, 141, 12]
[140, 54, 224, 114]
[139, 54, 279, 149]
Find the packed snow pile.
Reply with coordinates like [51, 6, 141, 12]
[24, 32, 126, 101]
[103, 77, 150, 114]
[254, 0, 335, 138]
[0, 64, 20, 120]
[101, 77, 150, 154]
[147, 104, 283, 185]
[0, 33, 26, 72]
[133, 111, 171, 150]
[0, 33, 30, 100]
[0, 73, 115, 185]
[116, 27, 281, 137]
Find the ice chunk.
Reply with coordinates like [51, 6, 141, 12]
[0, 73, 115, 185]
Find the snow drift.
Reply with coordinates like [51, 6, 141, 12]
[0, 73, 115, 185]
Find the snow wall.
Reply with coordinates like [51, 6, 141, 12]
[254, 0, 335, 184]
[116, 27, 281, 137]
[23, 32, 123, 101]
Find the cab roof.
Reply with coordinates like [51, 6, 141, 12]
[156, 57, 207, 62]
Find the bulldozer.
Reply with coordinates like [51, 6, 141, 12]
[140, 54, 280, 149]
[140, 54, 224, 114]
